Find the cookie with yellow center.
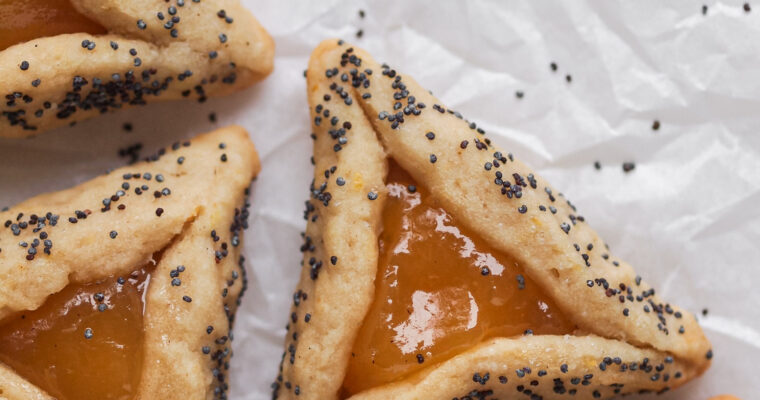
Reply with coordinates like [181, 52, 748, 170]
[0, 125, 260, 400]
[0, 0, 274, 138]
[273, 39, 713, 400]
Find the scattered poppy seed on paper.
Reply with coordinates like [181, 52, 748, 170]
[622, 162, 636, 173]
[118, 143, 143, 164]
[515, 91, 524, 99]
[652, 120, 660, 131]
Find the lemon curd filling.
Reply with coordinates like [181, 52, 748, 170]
[342, 161, 574, 396]
[0, 265, 152, 400]
[0, 0, 106, 51]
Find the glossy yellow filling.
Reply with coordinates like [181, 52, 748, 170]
[0, 265, 152, 400]
[342, 161, 574, 395]
[0, 0, 106, 51]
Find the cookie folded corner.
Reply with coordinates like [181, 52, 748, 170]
[0, 125, 260, 400]
[273, 39, 712, 400]
[0, 0, 274, 138]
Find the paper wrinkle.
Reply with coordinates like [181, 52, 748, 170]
[0, 0, 758, 399]
[701, 316, 760, 351]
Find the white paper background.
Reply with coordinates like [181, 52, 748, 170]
[1, 0, 759, 398]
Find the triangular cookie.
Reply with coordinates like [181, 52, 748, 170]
[273, 40, 712, 400]
[0, 126, 260, 400]
[0, 0, 274, 138]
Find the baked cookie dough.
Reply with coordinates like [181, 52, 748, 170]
[0, 0, 274, 138]
[273, 40, 713, 400]
[0, 125, 261, 400]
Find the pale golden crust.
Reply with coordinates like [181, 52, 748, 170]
[273, 42, 388, 399]
[353, 335, 702, 400]
[137, 186, 250, 399]
[275, 40, 712, 399]
[0, 0, 274, 138]
[0, 125, 257, 319]
[0, 126, 260, 400]
[0, 364, 51, 400]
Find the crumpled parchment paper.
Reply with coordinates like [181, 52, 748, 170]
[0, 0, 758, 398]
